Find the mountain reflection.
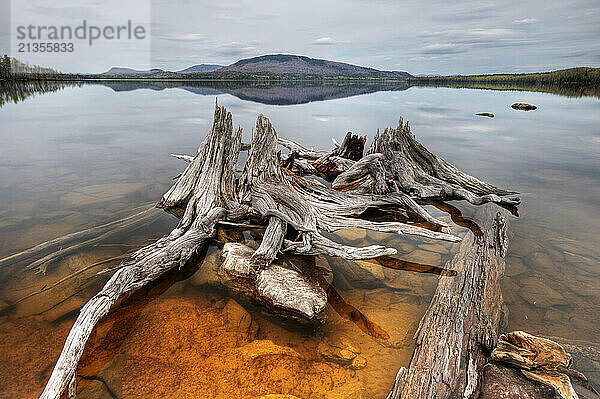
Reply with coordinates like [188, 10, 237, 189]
[92, 80, 412, 105]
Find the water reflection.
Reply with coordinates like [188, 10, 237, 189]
[364, 255, 457, 276]
[2, 79, 598, 112]
[410, 81, 600, 99]
[0, 82, 598, 396]
[0, 80, 80, 108]
[90, 80, 413, 105]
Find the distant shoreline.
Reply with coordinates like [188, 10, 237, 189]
[2, 66, 598, 99]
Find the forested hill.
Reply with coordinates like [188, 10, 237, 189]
[409, 67, 600, 98]
[411, 67, 599, 87]
[215, 54, 412, 78]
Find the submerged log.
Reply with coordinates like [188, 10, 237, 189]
[38, 102, 519, 399]
[386, 204, 510, 399]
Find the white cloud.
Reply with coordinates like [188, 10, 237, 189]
[467, 28, 517, 37]
[421, 43, 465, 54]
[408, 56, 441, 62]
[512, 17, 538, 25]
[213, 41, 262, 57]
[313, 37, 337, 45]
[419, 28, 517, 39]
[159, 33, 206, 42]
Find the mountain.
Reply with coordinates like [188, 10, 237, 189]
[175, 64, 223, 74]
[102, 67, 167, 76]
[99, 55, 411, 79]
[101, 65, 223, 76]
[216, 54, 412, 78]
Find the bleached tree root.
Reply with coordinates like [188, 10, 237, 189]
[39, 208, 223, 399]
[0, 204, 156, 270]
[40, 102, 519, 399]
[40, 103, 241, 399]
[368, 118, 521, 206]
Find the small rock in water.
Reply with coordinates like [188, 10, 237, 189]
[191, 247, 221, 286]
[418, 243, 448, 254]
[223, 299, 259, 340]
[221, 242, 257, 278]
[318, 336, 367, 369]
[479, 363, 557, 399]
[518, 276, 568, 307]
[500, 277, 522, 305]
[238, 339, 302, 360]
[476, 112, 495, 118]
[406, 249, 442, 265]
[525, 251, 555, 273]
[366, 230, 391, 242]
[256, 265, 327, 320]
[505, 256, 529, 277]
[335, 228, 367, 243]
[567, 280, 599, 298]
[511, 102, 537, 111]
[327, 257, 385, 288]
[542, 309, 565, 322]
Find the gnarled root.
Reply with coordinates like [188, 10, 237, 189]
[39, 103, 520, 399]
[367, 118, 520, 206]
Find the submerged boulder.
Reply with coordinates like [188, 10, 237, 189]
[479, 363, 558, 399]
[223, 299, 259, 341]
[220, 242, 328, 324]
[256, 265, 327, 320]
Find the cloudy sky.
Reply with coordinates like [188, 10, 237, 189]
[1, 0, 599, 74]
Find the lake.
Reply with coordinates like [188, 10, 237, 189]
[0, 81, 598, 398]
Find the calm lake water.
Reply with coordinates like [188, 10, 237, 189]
[0, 82, 598, 398]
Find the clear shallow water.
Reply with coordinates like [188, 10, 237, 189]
[0, 83, 598, 398]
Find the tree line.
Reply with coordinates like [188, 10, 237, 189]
[0, 55, 62, 80]
[409, 67, 600, 98]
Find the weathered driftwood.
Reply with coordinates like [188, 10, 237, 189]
[368, 118, 520, 206]
[386, 204, 510, 399]
[491, 331, 578, 399]
[40, 104, 241, 399]
[0, 205, 156, 272]
[279, 132, 364, 180]
[279, 118, 520, 208]
[39, 102, 519, 399]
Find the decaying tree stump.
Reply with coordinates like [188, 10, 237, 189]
[39, 101, 519, 399]
[386, 204, 510, 399]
